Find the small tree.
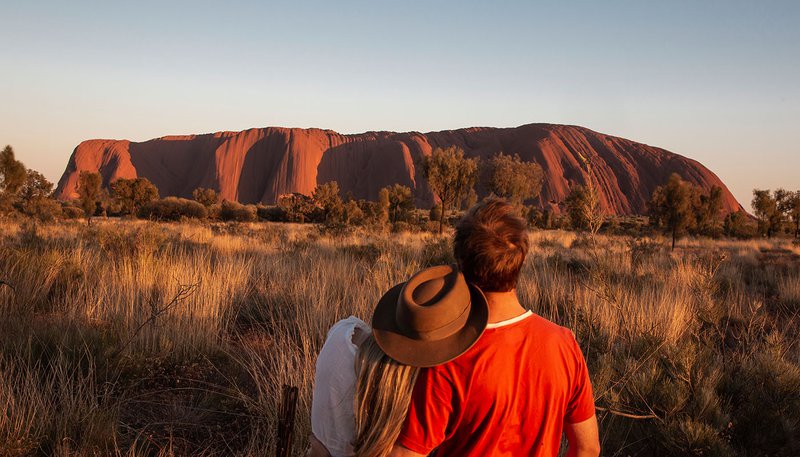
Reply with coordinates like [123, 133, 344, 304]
[422, 146, 478, 234]
[724, 210, 757, 239]
[752, 189, 785, 238]
[482, 152, 543, 206]
[78, 171, 103, 223]
[277, 193, 316, 223]
[780, 191, 800, 239]
[564, 158, 603, 236]
[111, 177, 159, 216]
[694, 186, 724, 237]
[384, 184, 415, 223]
[648, 174, 694, 250]
[192, 187, 218, 207]
[15, 169, 61, 220]
[312, 181, 345, 225]
[0, 145, 26, 195]
[18, 169, 53, 203]
[377, 187, 390, 227]
[0, 145, 27, 214]
[343, 199, 365, 226]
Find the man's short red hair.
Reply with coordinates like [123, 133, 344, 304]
[454, 199, 529, 293]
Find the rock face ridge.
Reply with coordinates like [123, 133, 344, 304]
[55, 123, 742, 214]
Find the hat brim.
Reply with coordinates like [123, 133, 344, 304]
[371, 282, 489, 368]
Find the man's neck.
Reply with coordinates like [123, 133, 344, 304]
[483, 289, 528, 324]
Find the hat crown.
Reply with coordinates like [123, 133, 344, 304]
[371, 264, 489, 367]
[411, 277, 446, 306]
[396, 265, 471, 339]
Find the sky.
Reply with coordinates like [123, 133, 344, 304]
[1, 1, 798, 210]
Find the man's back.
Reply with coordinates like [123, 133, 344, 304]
[397, 311, 595, 457]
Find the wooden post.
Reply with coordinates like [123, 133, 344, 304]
[275, 384, 299, 457]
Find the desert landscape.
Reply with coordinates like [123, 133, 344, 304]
[0, 217, 798, 456]
[2, 129, 800, 455]
[3, 2, 798, 455]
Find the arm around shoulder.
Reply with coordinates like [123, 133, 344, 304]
[565, 415, 600, 457]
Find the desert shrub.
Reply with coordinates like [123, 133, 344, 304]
[192, 187, 218, 207]
[338, 243, 383, 264]
[61, 204, 84, 219]
[18, 197, 62, 222]
[391, 221, 416, 234]
[569, 235, 596, 250]
[628, 237, 665, 270]
[219, 200, 256, 222]
[723, 348, 800, 455]
[429, 204, 442, 225]
[343, 199, 365, 226]
[277, 193, 315, 223]
[723, 210, 758, 239]
[138, 197, 207, 221]
[17, 220, 43, 247]
[206, 203, 222, 220]
[256, 204, 286, 222]
[420, 236, 454, 267]
[80, 223, 170, 257]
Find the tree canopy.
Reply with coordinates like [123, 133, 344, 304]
[648, 174, 726, 246]
[0, 145, 26, 196]
[421, 146, 478, 234]
[752, 189, 786, 238]
[192, 187, 218, 207]
[111, 177, 159, 216]
[78, 172, 103, 221]
[482, 152, 543, 206]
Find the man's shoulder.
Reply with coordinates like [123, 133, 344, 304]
[523, 312, 577, 342]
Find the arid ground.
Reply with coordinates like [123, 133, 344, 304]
[1, 220, 799, 456]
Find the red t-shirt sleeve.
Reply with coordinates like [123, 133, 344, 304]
[396, 367, 455, 454]
[564, 331, 596, 424]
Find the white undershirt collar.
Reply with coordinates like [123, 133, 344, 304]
[485, 310, 533, 329]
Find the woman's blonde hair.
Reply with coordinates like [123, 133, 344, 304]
[353, 334, 419, 457]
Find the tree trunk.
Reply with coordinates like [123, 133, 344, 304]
[438, 201, 446, 235]
[671, 226, 676, 251]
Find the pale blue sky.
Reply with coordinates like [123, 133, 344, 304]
[1, 1, 798, 209]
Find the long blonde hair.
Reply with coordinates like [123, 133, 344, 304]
[353, 335, 419, 457]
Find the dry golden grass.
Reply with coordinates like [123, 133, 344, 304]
[1, 220, 798, 456]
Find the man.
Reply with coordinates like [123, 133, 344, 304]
[390, 199, 600, 457]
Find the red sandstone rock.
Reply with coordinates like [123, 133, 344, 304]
[55, 123, 742, 215]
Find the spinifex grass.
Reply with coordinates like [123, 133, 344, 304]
[0, 220, 798, 456]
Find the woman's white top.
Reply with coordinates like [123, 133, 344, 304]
[311, 316, 370, 457]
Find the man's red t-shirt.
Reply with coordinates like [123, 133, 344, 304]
[397, 311, 595, 456]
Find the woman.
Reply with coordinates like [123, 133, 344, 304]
[309, 265, 489, 457]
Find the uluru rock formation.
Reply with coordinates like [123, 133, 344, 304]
[55, 123, 742, 215]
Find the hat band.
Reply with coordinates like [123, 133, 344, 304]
[397, 301, 471, 341]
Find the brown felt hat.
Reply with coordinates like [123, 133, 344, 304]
[371, 265, 488, 368]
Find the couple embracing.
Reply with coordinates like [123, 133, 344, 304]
[310, 200, 600, 457]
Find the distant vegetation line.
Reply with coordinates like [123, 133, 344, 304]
[2, 144, 800, 241]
